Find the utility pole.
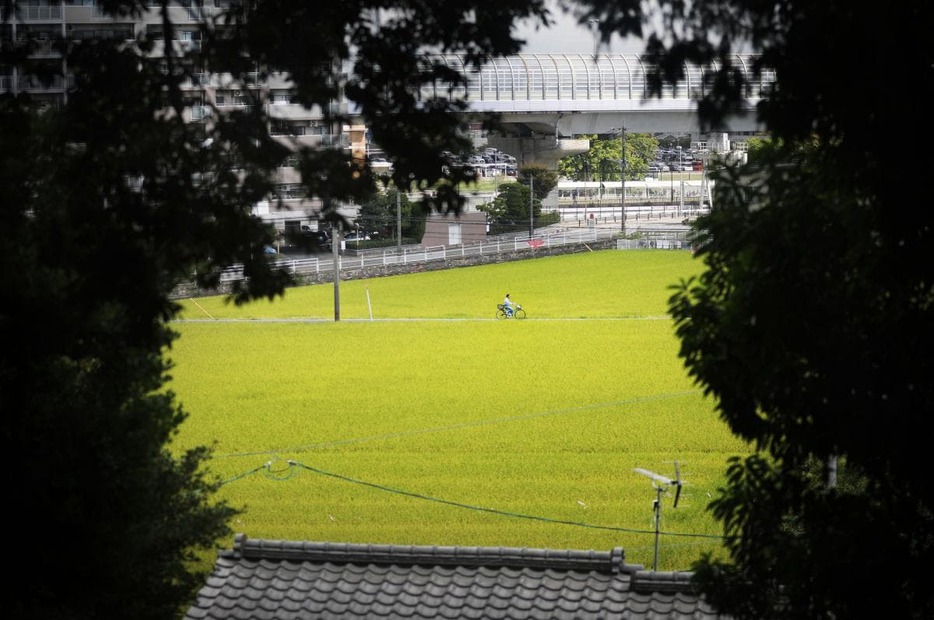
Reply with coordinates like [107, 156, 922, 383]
[529, 174, 535, 239]
[396, 190, 402, 249]
[678, 146, 684, 215]
[331, 221, 340, 322]
[613, 126, 626, 232]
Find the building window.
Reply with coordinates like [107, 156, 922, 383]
[215, 90, 250, 107]
[275, 184, 305, 200]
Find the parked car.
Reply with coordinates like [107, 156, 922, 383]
[300, 226, 332, 251]
[314, 231, 332, 249]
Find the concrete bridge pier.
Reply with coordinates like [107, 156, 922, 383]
[486, 136, 590, 169]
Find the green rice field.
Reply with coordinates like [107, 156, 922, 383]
[170, 250, 750, 571]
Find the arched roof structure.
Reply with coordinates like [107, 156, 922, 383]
[422, 53, 773, 104]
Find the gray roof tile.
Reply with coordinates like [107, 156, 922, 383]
[185, 534, 729, 620]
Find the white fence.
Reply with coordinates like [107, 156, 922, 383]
[558, 203, 708, 224]
[217, 216, 701, 283]
[219, 227, 618, 283]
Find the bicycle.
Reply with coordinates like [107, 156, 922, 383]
[495, 303, 527, 320]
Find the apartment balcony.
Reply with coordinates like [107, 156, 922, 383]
[188, 105, 213, 122]
[267, 102, 323, 121]
[274, 167, 302, 185]
[17, 74, 68, 92]
[15, 38, 61, 58]
[293, 134, 350, 149]
[146, 38, 203, 58]
[7, 4, 62, 22]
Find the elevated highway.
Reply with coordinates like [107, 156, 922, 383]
[425, 53, 772, 165]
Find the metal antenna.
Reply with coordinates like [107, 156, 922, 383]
[633, 462, 683, 570]
[673, 461, 682, 508]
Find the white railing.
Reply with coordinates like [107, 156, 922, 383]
[217, 228, 617, 283]
[559, 203, 709, 223]
[22, 5, 63, 20]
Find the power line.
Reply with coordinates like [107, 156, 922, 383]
[218, 458, 731, 543]
[211, 394, 732, 544]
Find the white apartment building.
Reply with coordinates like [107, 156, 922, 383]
[1, 0, 368, 238]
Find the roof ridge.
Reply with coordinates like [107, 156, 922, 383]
[631, 569, 700, 594]
[233, 534, 643, 573]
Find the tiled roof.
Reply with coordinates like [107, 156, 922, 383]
[185, 534, 727, 620]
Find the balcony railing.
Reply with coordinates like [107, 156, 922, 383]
[18, 5, 64, 21]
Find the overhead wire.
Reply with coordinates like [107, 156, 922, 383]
[218, 457, 732, 543]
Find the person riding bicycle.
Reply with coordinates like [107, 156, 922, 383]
[503, 293, 516, 317]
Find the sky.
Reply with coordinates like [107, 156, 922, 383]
[513, 2, 646, 55]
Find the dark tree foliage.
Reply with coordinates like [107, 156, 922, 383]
[558, 133, 657, 182]
[480, 165, 555, 235]
[518, 164, 558, 201]
[0, 1, 550, 618]
[670, 145, 934, 618]
[206, 0, 549, 216]
[570, 0, 934, 617]
[479, 182, 537, 235]
[356, 188, 426, 243]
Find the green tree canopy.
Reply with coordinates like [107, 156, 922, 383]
[517, 164, 558, 201]
[558, 133, 658, 181]
[356, 187, 427, 243]
[1, 1, 551, 617]
[570, 0, 934, 616]
[478, 182, 536, 235]
[477, 164, 556, 235]
[7, 0, 930, 616]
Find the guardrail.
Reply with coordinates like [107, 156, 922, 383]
[218, 227, 617, 283]
[215, 208, 704, 284]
